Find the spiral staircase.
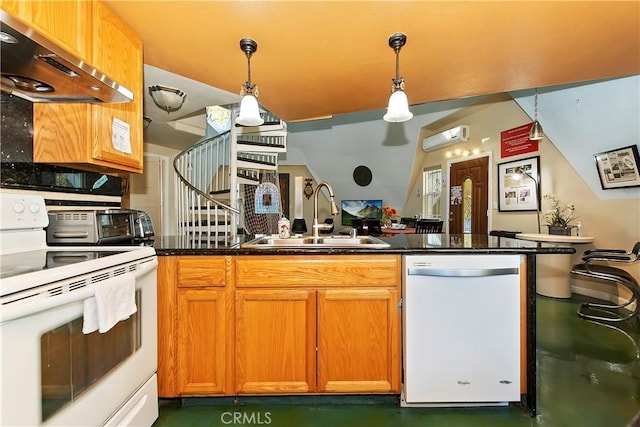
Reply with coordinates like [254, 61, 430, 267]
[173, 109, 287, 245]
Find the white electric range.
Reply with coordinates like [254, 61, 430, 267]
[0, 192, 159, 426]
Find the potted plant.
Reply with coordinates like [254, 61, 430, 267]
[542, 194, 578, 235]
[381, 205, 398, 228]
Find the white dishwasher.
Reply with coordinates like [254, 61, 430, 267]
[401, 254, 522, 407]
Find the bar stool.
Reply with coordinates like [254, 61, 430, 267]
[570, 242, 640, 322]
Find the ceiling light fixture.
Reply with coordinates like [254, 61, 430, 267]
[383, 32, 413, 123]
[236, 38, 264, 127]
[529, 89, 544, 140]
[149, 85, 186, 113]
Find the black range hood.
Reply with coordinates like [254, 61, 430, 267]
[0, 9, 133, 104]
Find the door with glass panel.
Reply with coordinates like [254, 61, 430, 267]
[448, 157, 489, 234]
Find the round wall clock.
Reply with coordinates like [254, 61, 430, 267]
[353, 165, 372, 186]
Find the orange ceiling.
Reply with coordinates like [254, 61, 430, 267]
[105, 1, 639, 122]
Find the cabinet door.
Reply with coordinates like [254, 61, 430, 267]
[90, 0, 143, 172]
[236, 289, 316, 393]
[317, 289, 401, 393]
[0, 0, 91, 60]
[0, 0, 22, 17]
[177, 289, 229, 395]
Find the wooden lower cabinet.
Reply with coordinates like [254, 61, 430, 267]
[317, 289, 400, 393]
[235, 288, 400, 394]
[235, 289, 316, 394]
[233, 255, 402, 395]
[158, 255, 402, 397]
[177, 289, 228, 395]
[157, 256, 232, 397]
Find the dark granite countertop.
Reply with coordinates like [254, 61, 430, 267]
[151, 233, 576, 256]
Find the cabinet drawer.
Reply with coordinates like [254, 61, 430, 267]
[177, 256, 228, 288]
[235, 255, 400, 288]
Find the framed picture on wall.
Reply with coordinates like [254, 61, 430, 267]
[594, 145, 640, 189]
[497, 156, 540, 212]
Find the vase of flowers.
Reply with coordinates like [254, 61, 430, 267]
[381, 205, 398, 228]
[542, 194, 577, 235]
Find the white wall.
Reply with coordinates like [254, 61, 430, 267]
[283, 76, 639, 240]
[513, 75, 640, 200]
[283, 98, 481, 210]
[280, 76, 640, 300]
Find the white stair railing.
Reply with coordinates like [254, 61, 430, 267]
[174, 109, 288, 244]
[174, 130, 239, 244]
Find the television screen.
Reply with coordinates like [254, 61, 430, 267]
[341, 200, 382, 226]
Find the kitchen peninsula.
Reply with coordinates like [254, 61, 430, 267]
[153, 233, 574, 416]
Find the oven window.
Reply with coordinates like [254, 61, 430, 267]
[99, 213, 132, 239]
[40, 292, 141, 422]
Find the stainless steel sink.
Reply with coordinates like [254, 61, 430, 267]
[241, 235, 391, 249]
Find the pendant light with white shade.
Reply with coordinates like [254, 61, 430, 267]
[383, 32, 413, 123]
[236, 38, 264, 127]
[529, 89, 544, 140]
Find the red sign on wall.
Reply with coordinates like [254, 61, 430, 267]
[500, 123, 539, 158]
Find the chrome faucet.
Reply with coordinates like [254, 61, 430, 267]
[312, 181, 340, 238]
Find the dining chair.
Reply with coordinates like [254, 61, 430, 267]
[320, 218, 334, 234]
[350, 218, 365, 235]
[400, 217, 417, 228]
[366, 219, 382, 235]
[570, 242, 640, 322]
[415, 220, 443, 234]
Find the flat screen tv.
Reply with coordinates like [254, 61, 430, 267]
[341, 200, 382, 226]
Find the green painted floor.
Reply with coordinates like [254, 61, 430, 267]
[154, 295, 640, 427]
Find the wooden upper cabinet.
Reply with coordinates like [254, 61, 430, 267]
[30, 0, 144, 174]
[90, 0, 143, 172]
[0, 0, 21, 16]
[0, 0, 90, 60]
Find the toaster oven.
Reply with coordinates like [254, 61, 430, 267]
[46, 209, 153, 245]
[129, 209, 155, 242]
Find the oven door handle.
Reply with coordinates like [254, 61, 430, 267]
[0, 258, 158, 323]
[52, 231, 90, 238]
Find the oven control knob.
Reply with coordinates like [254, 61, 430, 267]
[13, 202, 25, 213]
[29, 203, 40, 214]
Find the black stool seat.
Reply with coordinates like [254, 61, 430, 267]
[571, 242, 640, 322]
[571, 263, 636, 285]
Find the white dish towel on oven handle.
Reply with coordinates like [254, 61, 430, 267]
[82, 273, 137, 334]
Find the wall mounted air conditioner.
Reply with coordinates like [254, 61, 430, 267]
[422, 125, 470, 152]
